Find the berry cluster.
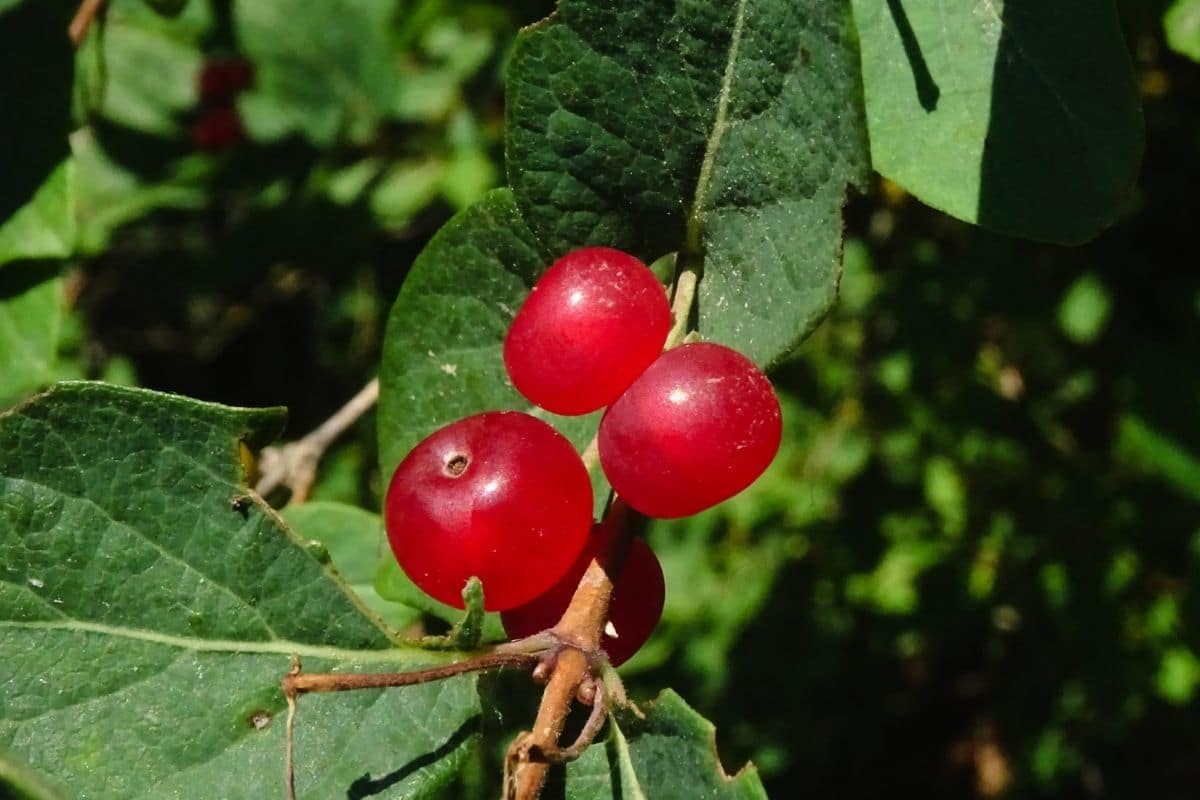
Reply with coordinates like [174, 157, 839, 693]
[385, 247, 781, 664]
[192, 57, 254, 153]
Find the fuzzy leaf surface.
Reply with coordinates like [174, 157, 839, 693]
[506, 0, 869, 366]
[0, 749, 66, 800]
[851, 0, 1143, 243]
[0, 383, 479, 799]
[566, 690, 767, 799]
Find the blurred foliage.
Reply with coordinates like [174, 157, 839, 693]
[3, 0, 1198, 798]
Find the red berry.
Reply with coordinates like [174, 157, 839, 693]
[198, 58, 255, 105]
[384, 411, 593, 611]
[502, 512, 665, 667]
[598, 342, 781, 518]
[504, 247, 671, 416]
[191, 106, 244, 152]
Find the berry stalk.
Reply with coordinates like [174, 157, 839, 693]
[509, 545, 621, 799]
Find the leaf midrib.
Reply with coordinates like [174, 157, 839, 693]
[0, 618, 446, 664]
[684, 0, 749, 261]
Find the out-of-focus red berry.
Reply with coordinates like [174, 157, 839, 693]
[198, 58, 255, 105]
[191, 107, 244, 153]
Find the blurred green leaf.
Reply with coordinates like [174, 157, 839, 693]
[924, 456, 966, 536]
[0, 265, 63, 409]
[234, 0, 400, 144]
[440, 149, 498, 210]
[370, 159, 446, 227]
[143, 0, 189, 18]
[374, 557, 510, 641]
[70, 130, 206, 254]
[851, 0, 1142, 243]
[1165, 0, 1200, 61]
[77, 4, 205, 137]
[1058, 273, 1112, 344]
[0, 161, 75, 267]
[394, 70, 462, 122]
[506, 0, 869, 367]
[1157, 647, 1200, 704]
[1115, 414, 1200, 501]
[280, 501, 422, 633]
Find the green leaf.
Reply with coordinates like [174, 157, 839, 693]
[1165, 0, 1200, 62]
[375, 558, 463, 625]
[1157, 647, 1200, 704]
[0, 265, 63, 410]
[0, 161, 75, 267]
[1, 383, 480, 798]
[77, 3, 206, 137]
[505, 0, 869, 367]
[1057, 273, 1112, 345]
[566, 690, 766, 799]
[143, 0, 189, 18]
[377, 189, 606, 507]
[279, 501, 423, 633]
[233, 0, 400, 145]
[0, 749, 67, 800]
[438, 577, 486, 651]
[851, 0, 1143, 243]
[0, 1, 73, 230]
[1114, 413, 1200, 501]
[71, 129, 206, 254]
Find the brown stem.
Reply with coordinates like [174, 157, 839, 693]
[664, 267, 698, 350]
[284, 651, 539, 800]
[283, 652, 539, 696]
[510, 503, 640, 799]
[68, 0, 105, 45]
[256, 377, 379, 502]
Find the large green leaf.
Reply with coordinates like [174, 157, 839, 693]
[0, 265, 63, 410]
[566, 690, 766, 799]
[377, 189, 605, 506]
[0, 1, 73, 228]
[851, 0, 1143, 243]
[506, 0, 869, 367]
[233, 0, 400, 145]
[0, 383, 480, 798]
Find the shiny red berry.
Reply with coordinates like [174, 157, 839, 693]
[502, 513, 665, 666]
[598, 342, 781, 518]
[504, 247, 671, 416]
[384, 411, 593, 611]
